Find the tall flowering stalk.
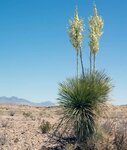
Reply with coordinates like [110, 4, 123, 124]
[68, 8, 84, 78]
[89, 3, 104, 72]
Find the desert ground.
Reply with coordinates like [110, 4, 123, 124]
[0, 104, 127, 150]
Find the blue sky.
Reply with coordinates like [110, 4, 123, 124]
[0, 0, 126, 105]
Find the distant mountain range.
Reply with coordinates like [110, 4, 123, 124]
[0, 96, 55, 106]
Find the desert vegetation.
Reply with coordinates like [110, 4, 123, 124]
[0, 1, 125, 150]
[52, 3, 114, 150]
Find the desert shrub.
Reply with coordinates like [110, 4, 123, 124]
[0, 134, 7, 146]
[14, 138, 19, 143]
[101, 119, 115, 135]
[23, 111, 36, 120]
[1, 121, 8, 128]
[23, 112, 32, 118]
[39, 120, 51, 134]
[113, 131, 127, 150]
[9, 110, 15, 116]
[57, 71, 112, 148]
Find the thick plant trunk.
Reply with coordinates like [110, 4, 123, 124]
[79, 47, 85, 77]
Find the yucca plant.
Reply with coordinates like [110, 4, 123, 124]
[68, 8, 84, 78]
[57, 71, 112, 149]
[89, 4, 104, 72]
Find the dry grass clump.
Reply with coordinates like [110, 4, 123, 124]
[81, 120, 127, 150]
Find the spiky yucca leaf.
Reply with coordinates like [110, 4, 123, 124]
[58, 71, 112, 143]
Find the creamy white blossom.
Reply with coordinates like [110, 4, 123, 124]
[68, 8, 84, 50]
[89, 4, 104, 54]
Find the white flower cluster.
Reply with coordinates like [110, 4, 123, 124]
[68, 8, 84, 50]
[89, 4, 104, 55]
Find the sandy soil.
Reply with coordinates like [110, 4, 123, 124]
[0, 104, 127, 150]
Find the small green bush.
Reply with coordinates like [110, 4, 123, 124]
[39, 120, 51, 134]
